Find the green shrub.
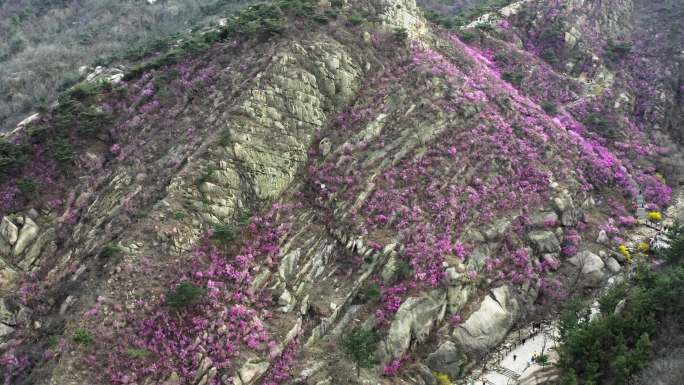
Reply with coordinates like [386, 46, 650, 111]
[541, 49, 558, 64]
[606, 40, 633, 58]
[67, 80, 110, 101]
[502, 71, 524, 85]
[541, 101, 558, 115]
[583, 113, 608, 129]
[535, 353, 550, 366]
[348, 13, 364, 25]
[17, 178, 39, 198]
[126, 348, 152, 359]
[47, 335, 60, 348]
[475, 22, 494, 32]
[395, 259, 411, 280]
[100, 243, 124, 258]
[73, 329, 93, 345]
[76, 108, 114, 136]
[341, 327, 382, 375]
[0, 138, 26, 179]
[658, 222, 684, 264]
[358, 283, 381, 302]
[237, 210, 252, 226]
[393, 27, 408, 42]
[459, 30, 476, 42]
[232, 3, 286, 36]
[48, 136, 76, 162]
[166, 282, 207, 309]
[212, 222, 237, 244]
[540, 24, 564, 43]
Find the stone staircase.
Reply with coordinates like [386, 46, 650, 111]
[494, 366, 521, 380]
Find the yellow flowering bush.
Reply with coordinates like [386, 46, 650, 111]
[434, 371, 452, 385]
[648, 211, 663, 222]
[619, 244, 632, 263]
[637, 242, 649, 253]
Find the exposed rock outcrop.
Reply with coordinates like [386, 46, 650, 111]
[453, 286, 520, 353]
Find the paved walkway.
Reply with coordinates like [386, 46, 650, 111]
[477, 327, 556, 385]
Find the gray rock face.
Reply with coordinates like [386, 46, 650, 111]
[0, 217, 18, 245]
[426, 341, 466, 379]
[527, 230, 561, 253]
[596, 229, 609, 244]
[236, 359, 269, 385]
[447, 284, 470, 315]
[13, 217, 39, 256]
[568, 250, 605, 286]
[380, 289, 446, 362]
[453, 286, 519, 352]
[0, 258, 18, 290]
[605, 257, 621, 273]
[530, 211, 558, 227]
[483, 217, 512, 241]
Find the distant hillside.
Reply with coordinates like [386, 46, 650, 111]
[0, 0, 250, 132]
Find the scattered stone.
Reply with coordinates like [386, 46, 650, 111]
[13, 217, 39, 256]
[59, 295, 75, 316]
[596, 229, 609, 244]
[426, 341, 466, 379]
[164, 372, 182, 385]
[527, 230, 560, 253]
[319, 138, 332, 156]
[605, 257, 621, 273]
[552, 194, 572, 213]
[0, 323, 13, 337]
[568, 251, 605, 286]
[381, 255, 400, 284]
[530, 211, 558, 227]
[238, 360, 269, 385]
[278, 289, 293, 307]
[0, 217, 18, 245]
[278, 249, 300, 281]
[483, 217, 512, 240]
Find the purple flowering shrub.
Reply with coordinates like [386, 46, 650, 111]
[303, 24, 674, 331]
[96, 204, 294, 384]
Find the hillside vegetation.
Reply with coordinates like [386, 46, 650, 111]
[0, 0, 682, 384]
[0, 0, 250, 132]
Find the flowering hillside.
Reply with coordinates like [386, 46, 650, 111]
[0, 0, 682, 384]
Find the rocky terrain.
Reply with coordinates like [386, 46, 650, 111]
[0, 0, 682, 384]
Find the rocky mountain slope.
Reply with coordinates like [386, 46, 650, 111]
[0, 0, 682, 384]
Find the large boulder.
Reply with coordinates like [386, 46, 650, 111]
[380, 289, 446, 362]
[605, 257, 621, 274]
[13, 217, 39, 256]
[527, 230, 561, 253]
[0, 217, 18, 245]
[568, 251, 605, 286]
[426, 341, 466, 379]
[453, 286, 519, 352]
